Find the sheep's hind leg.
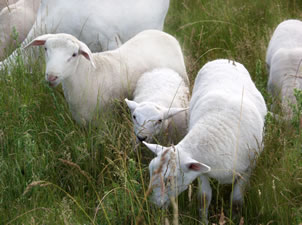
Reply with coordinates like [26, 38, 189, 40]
[198, 175, 212, 225]
[230, 170, 251, 219]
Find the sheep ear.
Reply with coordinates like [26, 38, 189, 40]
[163, 107, 189, 120]
[78, 41, 96, 68]
[183, 158, 211, 173]
[23, 34, 55, 49]
[125, 98, 138, 111]
[142, 141, 164, 155]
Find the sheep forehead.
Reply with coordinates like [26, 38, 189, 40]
[46, 38, 78, 52]
[134, 104, 162, 121]
[150, 148, 177, 177]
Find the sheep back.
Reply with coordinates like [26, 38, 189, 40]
[180, 59, 267, 183]
[266, 19, 302, 70]
[133, 67, 189, 140]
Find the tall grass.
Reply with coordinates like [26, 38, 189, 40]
[0, 0, 301, 224]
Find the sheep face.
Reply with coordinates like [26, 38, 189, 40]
[24, 33, 96, 87]
[130, 103, 167, 142]
[143, 142, 211, 207]
[44, 39, 81, 87]
[125, 99, 187, 142]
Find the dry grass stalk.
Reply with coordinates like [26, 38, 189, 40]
[135, 149, 169, 225]
[188, 184, 192, 202]
[170, 146, 179, 225]
[239, 217, 244, 225]
[218, 210, 226, 225]
[23, 181, 49, 195]
[165, 217, 170, 225]
[59, 158, 92, 182]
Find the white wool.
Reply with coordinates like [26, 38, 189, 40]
[0, 0, 170, 70]
[126, 68, 189, 143]
[266, 19, 302, 117]
[0, 0, 40, 59]
[26, 31, 188, 126]
[266, 19, 302, 70]
[144, 59, 267, 222]
[184, 59, 266, 181]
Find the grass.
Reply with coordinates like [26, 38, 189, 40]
[0, 0, 302, 224]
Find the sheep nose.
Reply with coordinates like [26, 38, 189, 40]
[47, 74, 58, 82]
[137, 135, 147, 142]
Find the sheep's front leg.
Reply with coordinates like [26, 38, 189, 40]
[198, 175, 212, 225]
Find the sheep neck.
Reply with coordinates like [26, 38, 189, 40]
[61, 53, 124, 124]
[62, 57, 91, 100]
[61, 57, 97, 123]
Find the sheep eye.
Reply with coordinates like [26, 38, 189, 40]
[158, 119, 162, 123]
[72, 53, 77, 57]
[44, 47, 47, 51]
[133, 115, 136, 120]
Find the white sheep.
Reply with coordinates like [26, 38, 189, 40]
[266, 19, 302, 118]
[0, 0, 170, 70]
[143, 59, 267, 223]
[0, 0, 40, 59]
[125, 68, 189, 143]
[25, 30, 188, 126]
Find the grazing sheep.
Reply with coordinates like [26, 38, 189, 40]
[266, 19, 302, 118]
[0, 0, 170, 70]
[125, 68, 189, 143]
[0, 0, 40, 59]
[25, 30, 188, 126]
[143, 59, 267, 223]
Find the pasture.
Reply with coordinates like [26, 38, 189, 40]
[0, 0, 301, 224]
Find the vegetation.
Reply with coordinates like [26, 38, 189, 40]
[0, 0, 302, 224]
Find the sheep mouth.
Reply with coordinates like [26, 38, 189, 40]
[47, 76, 59, 87]
[49, 81, 57, 87]
[136, 135, 148, 142]
[48, 80, 59, 87]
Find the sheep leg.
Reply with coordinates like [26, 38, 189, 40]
[198, 175, 212, 225]
[231, 170, 251, 217]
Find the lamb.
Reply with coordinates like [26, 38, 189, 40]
[0, 0, 170, 70]
[143, 59, 267, 223]
[25, 30, 188, 126]
[0, 0, 40, 59]
[266, 19, 302, 118]
[125, 68, 189, 143]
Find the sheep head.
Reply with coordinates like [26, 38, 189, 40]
[143, 141, 211, 207]
[125, 98, 187, 142]
[24, 33, 96, 87]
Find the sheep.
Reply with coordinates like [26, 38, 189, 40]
[143, 59, 267, 223]
[25, 30, 188, 126]
[0, 0, 170, 70]
[125, 68, 189, 144]
[266, 19, 302, 118]
[0, 0, 40, 59]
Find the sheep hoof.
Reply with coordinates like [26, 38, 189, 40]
[231, 200, 243, 221]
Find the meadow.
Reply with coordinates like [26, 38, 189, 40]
[0, 0, 302, 224]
